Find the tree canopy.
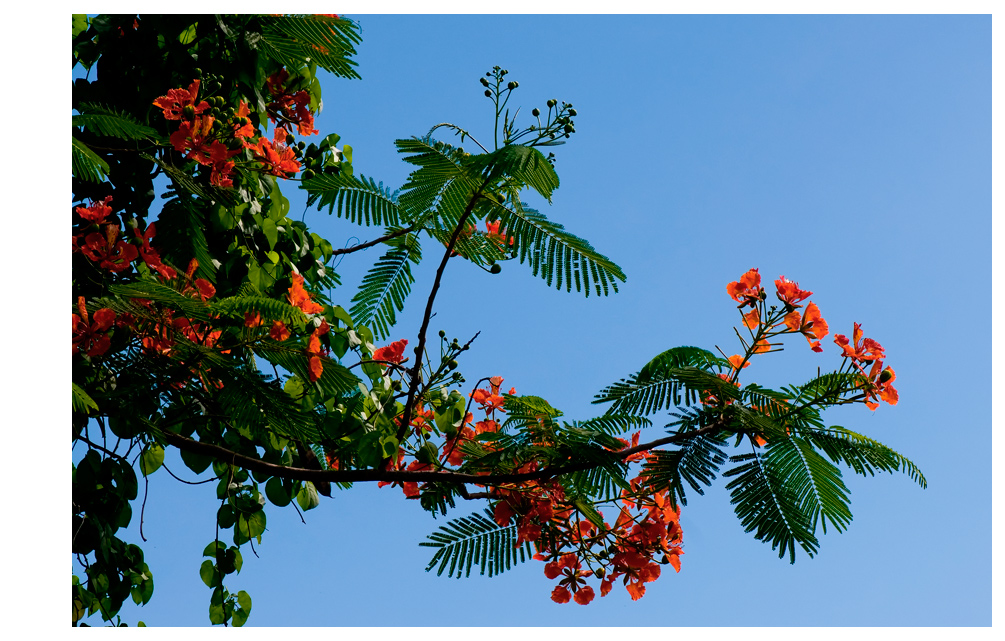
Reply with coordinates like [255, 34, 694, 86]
[71, 14, 925, 626]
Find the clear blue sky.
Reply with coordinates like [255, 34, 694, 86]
[69, 14, 990, 627]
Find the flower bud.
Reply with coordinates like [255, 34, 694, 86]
[302, 169, 316, 180]
[286, 134, 295, 145]
[489, 263, 502, 274]
[532, 108, 540, 117]
[448, 360, 458, 370]
[569, 109, 577, 116]
[563, 124, 574, 134]
[182, 105, 196, 119]
[547, 99, 557, 108]
[484, 89, 492, 97]
[438, 330, 446, 338]
[879, 369, 893, 383]
[480, 77, 489, 87]
[507, 81, 518, 90]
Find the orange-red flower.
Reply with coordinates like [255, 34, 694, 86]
[72, 297, 116, 357]
[550, 586, 572, 604]
[270, 321, 291, 341]
[75, 196, 114, 224]
[252, 127, 301, 177]
[793, 302, 828, 352]
[727, 268, 764, 308]
[372, 339, 408, 365]
[834, 322, 885, 366]
[288, 273, 324, 314]
[244, 311, 262, 327]
[774, 276, 812, 307]
[152, 80, 210, 121]
[132, 224, 177, 280]
[742, 308, 760, 329]
[80, 225, 138, 272]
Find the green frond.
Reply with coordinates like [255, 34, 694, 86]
[803, 426, 927, 489]
[349, 233, 421, 341]
[74, 104, 161, 142]
[108, 281, 212, 322]
[302, 173, 401, 227]
[258, 15, 361, 79]
[255, 342, 359, 400]
[142, 154, 236, 206]
[641, 433, 729, 506]
[72, 382, 100, 415]
[762, 435, 852, 535]
[570, 413, 652, 436]
[466, 144, 560, 202]
[724, 452, 819, 563]
[594, 347, 735, 416]
[783, 372, 866, 408]
[215, 368, 323, 443]
[72, 136, 109, 183]
[209, 296, 307, 325]
[395, 137, 480, 229]
[419, 508, 534, 578]
[491, 199, 626, 297]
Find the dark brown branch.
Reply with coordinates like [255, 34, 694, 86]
[329, 225, 416, 257]
[393, 178, 493, 454]
[159, 419, 727, 488]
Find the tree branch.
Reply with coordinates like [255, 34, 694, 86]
[329, 225, 416, 257]
[159, 419, 727, 488]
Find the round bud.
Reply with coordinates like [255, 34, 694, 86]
[480, 77, 489, 87]
[879, 369, 893, 383]
[532, 108, 540, 117]
[507, 81, 518, 90]
[547, 99, 557, 108]
[447, 360, 458, 370]
[302, 169, 316, 180]
[484, 89, 492, 97]
[501, 69, 508, 75]
[182, 105, 196, 119]
[193, 68, 203, 78]
[489, 264, 501, 274]
[563, 124, 574, 134]
[439, 330, 446, 338]
[660, 555, 670, 565]
[286, 134, 295, 145]
[297, 141, 306, 150]
[595, 568, 606, 579]
[569, 109, 577, 116]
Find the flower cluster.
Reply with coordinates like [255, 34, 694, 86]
[265, 68, 319, 137]
[834, 323, 898, 410]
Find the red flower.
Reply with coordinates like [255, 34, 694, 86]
[774, 276, 812, 307]
[573, 585, 596, 605]
[75, 196, 113, 224]
[834, 322, 885, 366]
[232, 101, 256, 140]
[132, 224, 177, 280]
[170, 115, 216, 159]
[72, 297, 116, 357]
[244, 311, 262, 328]
[288, 273, 324, 315]
[372, 339, 408, 365]
[270, 321, 291, 341]
[727, 268, 764, 308]
[152, 80, 210, 121]
[80, 225, 138, 272]
[792, 302, 828, 352]
[550, 586, 571, 604]
[252, 128, 301, 177]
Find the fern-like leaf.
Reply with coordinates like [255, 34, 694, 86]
[491, 198, 625, 297]
[762, 435, 853, 535]
[466, 144, 560, 202]
[72, 136, 109, 183]
[641, 432, 729, 506]
[349, 233, 421, 341]
[724, 452, 819, 563]
[419, 508, 534, 578]
[258, 15, 361, 79]
[303, 173, 401, 227]
[804, 426, 927, 488]
[74, 104, 161, 142]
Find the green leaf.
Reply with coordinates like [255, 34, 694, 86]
[262, 218, 278, 250]
[203, 541, 226, 557]
[72, 14, 89, 39]
[72, 382, 99, 415]
[237, 591, 252, 613]
[466, 144, 560, 202]
[259, 15, 362, 79]
[74, 104, 161, 142]
[139, 445, 164, 477]
[296, 482, 320, 511]
[265, 476, 292, 507]
[349, 233, 421, 340]
[199, 560, 221, 588]
[303, 173, 401, 227]
[420, 508, 534, 579]
[178, 21, 198, 45]
[180, 448, 214, 475]
[72, 136, 109, 183]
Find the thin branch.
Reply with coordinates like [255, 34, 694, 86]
[329, 225, 416, 257]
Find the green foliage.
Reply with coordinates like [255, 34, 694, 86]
[71, 136, 109, 182]
[303, 173, 402, 227]
[349, 233, 422, 340]
[420, 509, 534, 578]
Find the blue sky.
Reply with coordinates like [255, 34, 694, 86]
[67, 13, 990, 627]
